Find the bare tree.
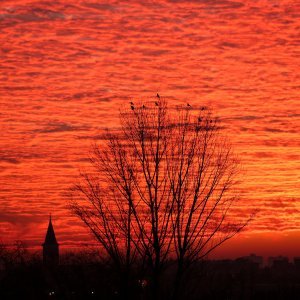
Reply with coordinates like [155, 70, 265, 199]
[0, 241, 30, 271]
[70, 97, 249, 299]
[166, 107, 250, 299]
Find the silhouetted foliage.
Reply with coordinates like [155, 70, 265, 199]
[1, 245, 300, 300]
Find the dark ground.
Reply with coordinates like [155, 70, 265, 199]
[1, 248, 300, 299]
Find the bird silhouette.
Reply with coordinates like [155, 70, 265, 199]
[131, 105, 135, 110]
[155, 101, 159, 106]
[157, 93, 160, 99]
[130, 101, 134, 105]
[142, 104, 146, 109]
[187, 103, 191, 107]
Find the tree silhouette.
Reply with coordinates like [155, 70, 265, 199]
[70, 97, 249, 299]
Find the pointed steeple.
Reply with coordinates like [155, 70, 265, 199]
[43, 214, 59, 267]
[43, 214, 58, 245]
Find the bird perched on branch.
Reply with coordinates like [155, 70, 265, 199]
[187, 103, 191, 107]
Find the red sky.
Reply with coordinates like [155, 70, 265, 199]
[0, 0, 299, 259]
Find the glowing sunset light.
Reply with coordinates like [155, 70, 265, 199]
[0, 0, 299, 259]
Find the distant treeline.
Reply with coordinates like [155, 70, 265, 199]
[1, 242, 300, 299]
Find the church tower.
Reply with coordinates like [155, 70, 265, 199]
[43, 215, 59, 267]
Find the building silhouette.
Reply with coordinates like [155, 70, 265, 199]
[237, 253, 263, 268]
[268, 255, 289, 268]
[294, 257, 300, 268]
[42, 215, 59, 267]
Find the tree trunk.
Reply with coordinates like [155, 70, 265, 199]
[119, 268, 130, 299]
[151, 267, 160, 300]
[172, 259, 184, 300]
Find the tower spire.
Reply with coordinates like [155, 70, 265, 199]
[43, 214, 59, 267]
[44, 214, 58, 245]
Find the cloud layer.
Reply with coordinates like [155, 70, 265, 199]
[0, 0, 299, 256]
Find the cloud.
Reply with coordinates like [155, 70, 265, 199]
[0, 9, 65, 22]
[139, 49, 170, 57]
[253, 152, 275, 158]
[0, 0, 299, 250]
[228, 115, 263, 121]
[263, 198, 296, 209]
[83, 2, 117, 11]
[0, 157, 20, 164]
[0, 150, 46, 164]
[76, 134, 104, 140]
[218, 42, 241, 49]
[284, 208, 299, 215]
[167, 0, 244, 9]
[36, 121, 89, 134]
[287, 113, 300, 118]
[0, 211, 44, 226]
[264, 127, 297, 134]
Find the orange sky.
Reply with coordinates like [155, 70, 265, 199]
[0, 0, 299, 259]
